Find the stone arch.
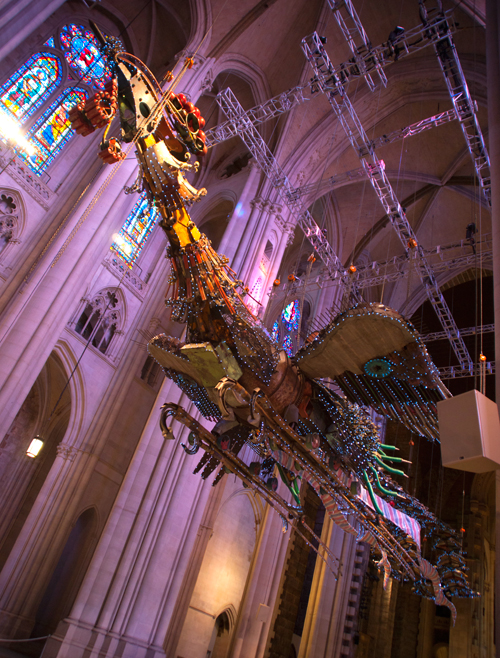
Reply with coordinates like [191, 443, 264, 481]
[212, 53, 272, 107]
[208, 605, 238, 658]
[175, 483, 260, 658]
[0, 351, 71, 571]
[31, 505, 100, 636]
[196, 193, 236, 251]
[53, 338, 86, 445]
[187, 0, 213, 55]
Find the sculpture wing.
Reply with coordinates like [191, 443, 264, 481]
[295, 303, 449, 441]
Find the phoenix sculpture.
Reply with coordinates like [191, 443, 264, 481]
[69, 24, 477, 621]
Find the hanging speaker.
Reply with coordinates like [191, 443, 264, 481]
[437, 390, 500, 472]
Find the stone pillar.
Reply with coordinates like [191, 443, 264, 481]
[485, 2, 500, 656]
[231, 197, 269, 277]
[240, 203, 282, 285]
[228, 500, 290, 658]
[0, 253, 172, 637]
[297, 520, 358, 658]
[416, 598, 435, 658]
[41, 382, 220, 658]
[0, 156, 139, 440]
[218, 160, 262, 264]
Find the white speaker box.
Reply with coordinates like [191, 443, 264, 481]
[437, 390, 500, 472]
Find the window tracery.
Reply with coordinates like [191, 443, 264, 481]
[59, 24, 112, 90]
[111, 194, 159, 266]
[73, 289, 122, 355]
[26, 88, 87, 174]
[0, 22, 112, 174]
[0, 53, 62, 124]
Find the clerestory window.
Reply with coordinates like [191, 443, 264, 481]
[0, 23, 113, 175]
[111, 193, 159, 266]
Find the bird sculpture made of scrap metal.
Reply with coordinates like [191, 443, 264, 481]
[69, 24, 477, 621]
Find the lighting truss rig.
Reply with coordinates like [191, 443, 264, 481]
[216, 87, 359, 297]
[302, 31, 472, 371]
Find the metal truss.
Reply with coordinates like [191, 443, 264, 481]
[302, 31, 472, 370]
[206, 12, 457, 150]
[307, 9, 457, 93]
[428, 12, 491, 204]
[292, 107, 458, 200]
[438, 361, 495, 380]
[354, 233, 493, 288]
[268, 234, 492, 298]
[423, 323, 494, 343]
[216, 87, 350, 285]
[327, 0, 387, 90]
[205, 84, 309, 149]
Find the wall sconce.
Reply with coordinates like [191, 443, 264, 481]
[27, 436, 44, 458]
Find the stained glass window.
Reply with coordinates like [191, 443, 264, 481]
[271, 321, 279, 342]
[60, 24, 112, 89]
[282, 300, 300, 331]
[24, 88, 87, 173]
[282, 335, 293, 356]
[44, 37, 56, 48]
[0, 53, 62, 124]
[111, 194, 159, 265]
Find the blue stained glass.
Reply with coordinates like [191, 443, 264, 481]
[60, 24, 112, 90]
[282, 335, 293, 357]
[281, 300, 300, 331]
[271, 321, 279, 342]
[111, 194, 159, 265]
[44, 37, 56, 48]
[0, 53, 62, 124]
[23, 88, 87, 173]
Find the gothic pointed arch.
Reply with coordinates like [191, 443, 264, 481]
[212, 53, 272, 107]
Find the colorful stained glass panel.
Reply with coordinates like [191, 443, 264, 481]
[282, 335, 293, 356]
[44, 37, 56, 48]
[0, 53, 62, 123]
[281, 300, 300, 331]
[271, 321, 279, 342]
[24, 88, 87, 173]
[111, 194, 159, 265]
[60, 24, 112, 89]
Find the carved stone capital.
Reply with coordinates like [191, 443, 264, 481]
[249, 197, 267, 212]
[56, 444, 79, 461]
[267, 203, 282, 217]
[200, 69, 214, 94]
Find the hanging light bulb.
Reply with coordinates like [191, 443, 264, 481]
[26, 436, 44, 458]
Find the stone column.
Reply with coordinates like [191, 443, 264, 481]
[42, 382, 220, 658]
[0, 156, 139, 440]
[229, 495, 291, 658]
[231, 197, 269, 277]
[297, 520, 358, 658]
[485, 2, 500, 656]
[0, 254, 172, 637]
[218, 160, 262, 264]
